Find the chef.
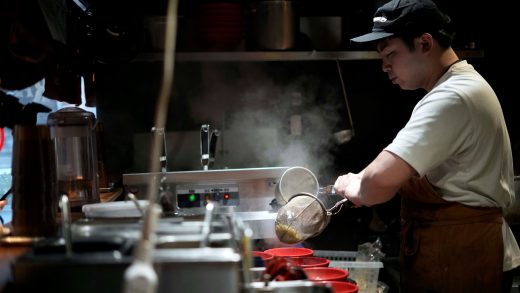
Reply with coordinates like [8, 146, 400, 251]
[333, 0, 520, 292]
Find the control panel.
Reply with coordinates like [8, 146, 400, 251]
[176, 183, 239, 208]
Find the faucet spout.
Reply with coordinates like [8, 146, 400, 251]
[200, 124, 220, 170]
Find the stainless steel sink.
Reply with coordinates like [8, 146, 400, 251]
[70, 216, 234, 248]
[8, 208, 285, 292]
[71, 211, 276, 245]
[12, 247, 242, 293]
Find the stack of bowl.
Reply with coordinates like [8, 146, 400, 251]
[260, 247, 358, 292]
[195, 2, 244, 51]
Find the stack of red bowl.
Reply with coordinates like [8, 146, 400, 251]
[260, 246, 358, 292]
[195, 2, 244, 50]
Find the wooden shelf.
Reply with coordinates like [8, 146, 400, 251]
[132, 50, 484, 62]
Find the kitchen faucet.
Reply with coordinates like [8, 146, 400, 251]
[200, 124, 220, 170]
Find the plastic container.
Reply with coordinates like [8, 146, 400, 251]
[313, 250, 383, 293]
[303, 267, 349, 282]
[264, 247, 314, 257]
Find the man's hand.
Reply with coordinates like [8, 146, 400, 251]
[334, 171, 365, 207]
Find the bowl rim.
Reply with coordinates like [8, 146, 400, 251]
[252, 250, 274, 260]
[263, 247, 314, 257]
[313, 280, 359, 293]
[285, 256, 330, 267]
[303, 267, 349, 281]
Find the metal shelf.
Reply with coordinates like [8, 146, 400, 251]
[132, 50, 484, 62]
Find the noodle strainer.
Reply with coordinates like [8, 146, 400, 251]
[274, 167, 352, 244]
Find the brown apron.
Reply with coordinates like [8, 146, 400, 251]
[400, 176, 503, 293]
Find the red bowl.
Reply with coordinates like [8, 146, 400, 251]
[313, 281, 359, 293]
[285, 256, 330, 268]
[264, 247, 314, 257]
[252, 251, 274, 262]
[303, 267, 349, 282]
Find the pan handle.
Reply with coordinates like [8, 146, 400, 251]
[320, 185, 354, 215]
[326, 197, 353, 215]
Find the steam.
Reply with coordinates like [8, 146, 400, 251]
[190, 63, 346, 181]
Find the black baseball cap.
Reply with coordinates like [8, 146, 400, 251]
[351, 0, 453, 43]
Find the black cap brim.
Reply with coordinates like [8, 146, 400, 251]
[351, 31, 394, 43]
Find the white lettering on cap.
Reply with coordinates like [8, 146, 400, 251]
[374, 16, 388, 23]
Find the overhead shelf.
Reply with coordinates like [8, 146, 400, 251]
[132, 50, 484, 62]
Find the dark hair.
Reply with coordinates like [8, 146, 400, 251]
[398, 2, 455, 50]
[398, 25, 455, 50]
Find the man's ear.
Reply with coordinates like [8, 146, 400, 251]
[419, 33, 433, 52]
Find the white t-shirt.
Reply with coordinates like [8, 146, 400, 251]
[385, 60, 520, 271]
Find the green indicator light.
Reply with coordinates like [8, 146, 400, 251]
[189, 194, 196, 202]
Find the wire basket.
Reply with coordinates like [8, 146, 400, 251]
[313, 250, 383, 293]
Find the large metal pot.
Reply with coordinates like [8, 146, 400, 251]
[248, 0, 299, 50]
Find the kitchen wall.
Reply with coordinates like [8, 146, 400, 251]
[98, 60, 355, 179]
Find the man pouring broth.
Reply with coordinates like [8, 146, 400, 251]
[333, 0, 520, 292]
